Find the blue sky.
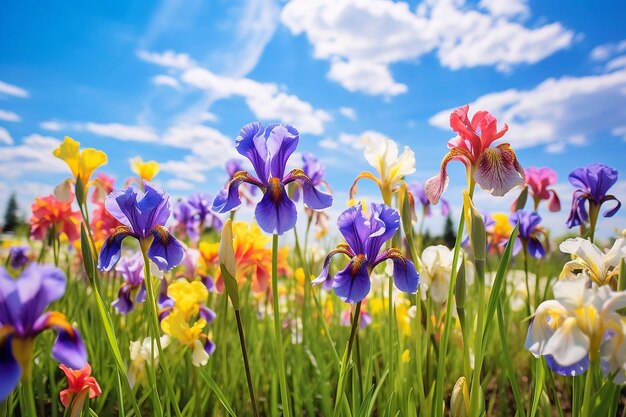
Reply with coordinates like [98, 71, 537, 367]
[1, 0, 625, 238]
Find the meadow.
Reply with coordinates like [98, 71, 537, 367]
[0, 105, 624, 417]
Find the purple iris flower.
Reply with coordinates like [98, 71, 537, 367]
[313, 202, 420, 303]
[212, 123, 333, 235]
[98, 180, 184, 272]
[509, 210, 545, 258]
[566, 163, 621, 228]
[0, 264, 87, 400]
[188, 193, 223, 231]
[174, 200, 199, 240]
[112, 253, 146, 314]
[8, 246, 29, 269]
[408, 182, 450, 217]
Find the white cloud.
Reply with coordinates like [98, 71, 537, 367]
[328, 60, 407, 96]
[319, 138, 339, 149]
[590, 40, 626, 61]
[479, 0, 529, 18]
[181, 66, 331, 134]
[79, 122, 159, 142]
[0, 80, 29, 98]
[339, 107, 357, 120]
[152, 74, 180, 88]
[0, 110, 21, 122]
[0, 127, 13, 145]
[40, 120, 64, 131]
[429, 68, 626, 151]
[281, 0, 573, 95]
[200, 111, 218, 122]
[0, 134, 65, 177]
[137, 50, 195, 69]
[606, 56, 626, 72]
[165, 179, 196, 191]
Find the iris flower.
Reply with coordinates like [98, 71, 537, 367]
[212, 122, 332, 235]
[8, 246, 29, 269]
[313, 202, 419, 303]
[112, 253, 146, 314]
[566, 163, 621, 229]
[512, 167, 561, 212]
[525, 278, 626, 376]
[53, 136, 108, 203]
[160, 280, 216, 367]
[0, 264, 87, 400]
[509, 210, 546, 259]
[425, 105, 524, 204]
[188, 193, 223, 231]
[299, 153, 332, 238]
[59, 363, 102, 413]
[559, 237, 626, 286]
[131, 157, 160, 182]
[98, 181, 184, 272]
[419, 245, 456, 303]
[128, 336, 170, 388]
[408, 182, 450, 219]
[349, 133, 415, 204]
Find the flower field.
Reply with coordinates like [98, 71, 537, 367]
[0, 106, 624, 417]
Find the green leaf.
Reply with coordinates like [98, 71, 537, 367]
[198, 368, 237, 417]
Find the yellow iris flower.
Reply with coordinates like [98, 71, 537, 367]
[131, 157, 160, 181]
[52, 137, 108, 203]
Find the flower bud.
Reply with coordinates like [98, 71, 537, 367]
[462, 191, 486, 261]
[450, 376, 469, 417]
[219, 218, 239, 309]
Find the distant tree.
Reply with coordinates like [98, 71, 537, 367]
[443, 214, 456, 248]
[3, 193, 21, 233]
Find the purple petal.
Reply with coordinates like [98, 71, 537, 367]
[115, 252, 145, 286]
[98, 227, 134, 272]
[509, 210, 542, 240]
[302, 152, 325, 185]
[199, 306, 217, 324]
[0, 337, 20, 401]
[474, 144, 524, 197]
[332, 259, 371, 303]
[51, 328, 88, 370]
[391, 258, 420, 294]
[601, 195, 621, 218]
[212, 172, 263, 213]
[254, 182, 297, 235]
[440, 198, 450, 217]
[104, 187, 135, 228]
[545, 354, 589, 377]
[235, 122, 269, 183]
[312, 249, 352, 290]
[16, 264, 66, 332]
[0, 269, 19, 328]
[570, 163, 618, 203]
[565, 190, 588, 229]
[266, 124, 299, 180]
[284, 169, 333, 210]
[337, 203, 370, 255]
[112, 286, 134, 314]
[527, 237, 545, 259]
[204, 338, 216, 356]
[364, 203, 400, 261]
[226, 158, 244, 177]
[136, 283, 147, 304]
[148, 227, 185, 271]
[158, 278, 174, 308]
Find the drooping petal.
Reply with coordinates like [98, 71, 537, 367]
[527, 237, 545, 259]
[312, 247, 353, 289]
[384, 254, 420, 294]
[266, 124, 299, 180]
[545, 354, 589, 377]
[283, 169, 333, 210]
[254, 180, 297, 235]
[51, 329, 88, 370]
[474, 143, 524, 197]
[212, 171, 264, 213]
[425, 147, 473, 204]
[565, 190, 589, 229]
[199, 306, 217, 324]
[601, 195, 621, 218]
[148, 226, 185, 271]
[191, 339, 210, 367]
[0, 337, 20, 402]
[543, 318, 589, 367]
[97, 226, 134, 272]
[235, 122, 269, 183]
[364, 203, 401, 261]
[547, 190, 561, 212]
[112, 286, 134, 314]
[332, 258, 371, 303]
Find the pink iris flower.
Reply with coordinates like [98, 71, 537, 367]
[425, 105, 524, 204]
[512, 167, 561, 212]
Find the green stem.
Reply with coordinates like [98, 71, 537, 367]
[588, 203, 600, 243]
[271, 234, 291, 417]
[433, 182, 475, 417]
[468, 258, 485, 415]
[235, 309, 260, 417]
[20, 378, 37, 417]
[333, 301, 362, 416]
[140, 246, 182, 417]
[580, 362, 595, 417]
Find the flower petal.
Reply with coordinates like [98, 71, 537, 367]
[97, 226, 134, 272]
[148, 226, 185, 271]
[425, 147, 472, 204]
[332, 259, 371, 303]
[0, 337, 20, 402]
[254, 181, 297, 235]
[543, 318, 589, 367]
[312, 247, 352, 290]
[474, 143, 524, 197]
[601, 195, 621, 218]
[52, 328, 88, 370]
[337, 202, 370, 255]
[15, 264, 66, 330]
[212, 171, 263, 213]
[266, 124, 299, 180]
[364, 203, 400, 261]
[545, 354, 589, 377]
[283, 169, 333, 210]
[390, 257, 419, 294]
[235, 122, 269, 183]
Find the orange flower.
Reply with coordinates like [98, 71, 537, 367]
[199, 221, 290, 294]
[59, 363, 102, 409]
[90, 202, 123, 250]
[30, 195, 81, 242]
